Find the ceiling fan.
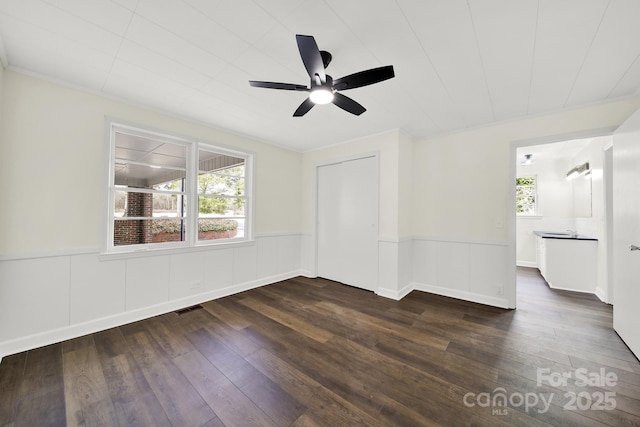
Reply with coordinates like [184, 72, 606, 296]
[249, 34, 395, 117]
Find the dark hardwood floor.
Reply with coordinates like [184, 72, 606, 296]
[1, 267, 639, 426]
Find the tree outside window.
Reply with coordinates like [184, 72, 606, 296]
[516, 176, 537, 215]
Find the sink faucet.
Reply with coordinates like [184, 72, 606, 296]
[566, 229, 577, 238]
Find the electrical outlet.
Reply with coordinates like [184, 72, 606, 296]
[189, 280, 202, 290]
[495, 218, 503, 228]
[496, 284, 504, 295]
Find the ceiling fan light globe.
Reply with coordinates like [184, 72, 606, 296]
[310, 88, 334, 104]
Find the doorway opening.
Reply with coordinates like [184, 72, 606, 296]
[510, 130, 615, 307]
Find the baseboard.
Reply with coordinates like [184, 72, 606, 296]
[595, 286, 609, 304]
[546, 281, 598, 296]
[377, 283, 413, 300]
[411, 282, 511, 309]
[517, 260, 538, 268]
[298, 269, 316, 278]
[0, 271, 302, 360]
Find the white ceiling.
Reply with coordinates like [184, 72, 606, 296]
[1, 0, 639, 152]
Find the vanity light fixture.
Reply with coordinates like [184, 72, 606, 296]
[521, 154, 534, 166]
[566, 162, 589, 180]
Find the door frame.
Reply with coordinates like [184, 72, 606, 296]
[508, 127, 616, 308]
[310, 151, 380, 279]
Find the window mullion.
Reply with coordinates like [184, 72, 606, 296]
[187, 142, 199, 245]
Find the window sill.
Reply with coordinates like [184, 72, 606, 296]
[99, 238, 255, 261]
[517, 215, 542, 219]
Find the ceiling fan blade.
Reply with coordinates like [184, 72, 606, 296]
[332, 92, 366, 116]
[333, 65, 395, 91]
[296, 34, 326, 83]
[249, 80, 308, 91]
[293, 97, 315, 117]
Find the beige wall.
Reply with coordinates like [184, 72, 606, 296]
[0, 70, 302, 254]
[3, 65, 640, 260]
[412, 98, 640, 242]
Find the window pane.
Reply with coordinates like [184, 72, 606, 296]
[152, 178, 185, 193]
[114, 131, 187, 188]
[198, 150, 245, 198]
[198, 196, 245, 217]
[516, 176, 537, 215]
[114, 191, 186, 218]
[150, 219, 186, 243]
[197, 218, 241, 241]
[114, 219, 150, 246]
[198, 173, 245, 197]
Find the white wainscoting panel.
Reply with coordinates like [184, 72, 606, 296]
[469, 243, 509, 297]
[125, 255, 171, 311]
[299, 233, 315, 277]
[233, 243, 258, 285]
[0, 256, 70, 343]
[277, 235, 300, 274]
[169, 251, 206, 300]
[70, 254, 126, 324]
[377, 238, 413, 300]
[398, 238, 413, 296]
[204, 247, 234, 291]
[377, 240, 397, 298]
[257, 236, 278, 279]
[436, 241, 470, 292]
[412, 239, 438, 286]
[412, 237, 510, 308]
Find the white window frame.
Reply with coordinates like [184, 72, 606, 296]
[102, 119, 254, 255]
[516, 175, 538, 216]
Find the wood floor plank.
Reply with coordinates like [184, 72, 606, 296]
[247, 348, 388, 427]
[290, 411, 333, 427]
[99, 352, 173, 427]
[202, 299, 253, 330]
[93, 327, 129, 359]
[174, 349, 277, 427]
[125, 331, 215, 427]
[237, 296, 334, 343]
[14, 344, 66, 426]
[0, 352, 26, 425]
[312, 300, 450, 350]
[144, 313, 196, 359]
[186, 327, 308, 425]
[63, 344, 119, 427]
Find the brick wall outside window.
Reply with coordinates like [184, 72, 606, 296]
[114, 192, 153, 245]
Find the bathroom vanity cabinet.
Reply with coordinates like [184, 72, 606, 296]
[534, 231, 598, 293]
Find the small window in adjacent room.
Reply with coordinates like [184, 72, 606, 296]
[516, 176, 537, 215]
[105, 121, 253, 254]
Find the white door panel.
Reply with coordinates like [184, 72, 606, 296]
[613, 108, 640, 358]
[317, 157, 378, 291]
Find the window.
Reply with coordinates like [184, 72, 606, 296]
[105, 121, 253, 253]
[516, 176, 537, 215]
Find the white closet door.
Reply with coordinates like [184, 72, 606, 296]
[317, 156, 378, 291]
